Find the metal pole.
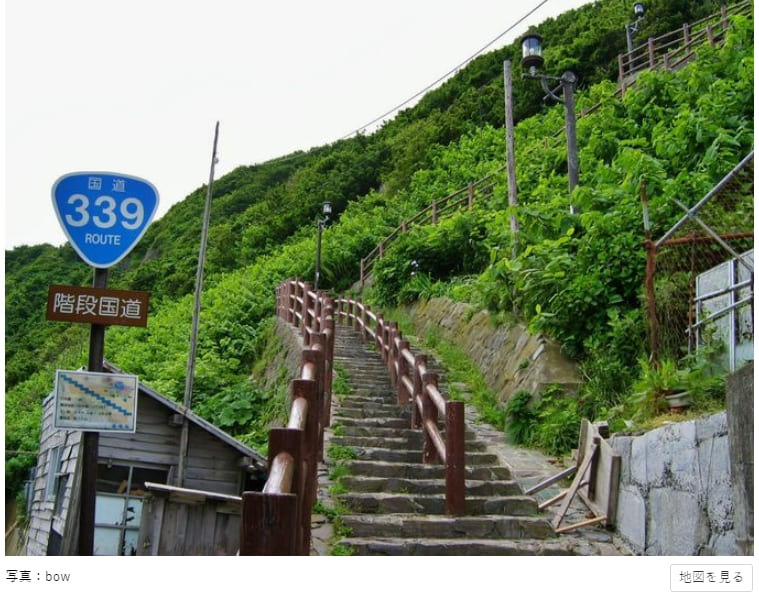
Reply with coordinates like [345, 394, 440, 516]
[177, 121, 219, 487]
[625, 23, 635, 54]
[503, 60, 520, 258]
[78, 267, 108, 555]
[315, 221, 323, 291]
[562, 71, 579, 214]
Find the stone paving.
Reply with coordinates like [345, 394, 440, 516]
[310, 325, 632, 556]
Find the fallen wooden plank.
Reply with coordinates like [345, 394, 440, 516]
[525, 465, 577, 495]
[552, 440, 599, 529]
[556, 515, 607, 534]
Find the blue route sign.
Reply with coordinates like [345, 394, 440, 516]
[52, 171, 159, 268]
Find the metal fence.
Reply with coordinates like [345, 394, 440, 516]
[644, 152, 754, 369]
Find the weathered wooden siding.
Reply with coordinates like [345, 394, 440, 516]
[25, 394, 82, 556]
[99, 399, 244, 494]
[184, 426, 243, 494]
[136, 486, 241, 555]
[98, 397, 181, 468]
[25, 381, 259, 556]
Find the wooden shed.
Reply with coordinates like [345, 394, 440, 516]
[24, 362, 266, 556]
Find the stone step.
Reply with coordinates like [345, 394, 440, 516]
[330, 435, 488, 452]
[341, 476, 523, 497]
[335, 425, 477, 441]
[337, 405, 410, 419]
[344, 460, 512, 481]
[332, 416, 410, 429]
[338, 396, 390, 406]
[345, 388, 396, 399]
[337, 513, 555, 540]
[336, 493, 538, 516]
[338, 537, 574, 556]
[347, 447, 499, 466]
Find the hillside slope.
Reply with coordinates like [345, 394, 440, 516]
[5, 1, 752, 496]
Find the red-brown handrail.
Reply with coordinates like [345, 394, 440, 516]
[357, 3, 750, 291]
[360, 177, 496, 286]
[240, 279, 335, 555]
[618, 1, 751, 90]
[336, 295, 466, 515]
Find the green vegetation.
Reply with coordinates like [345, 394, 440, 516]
[387, 313, 506, 429]
[6, 3, 752, 498]
[332, 363, 352, 396]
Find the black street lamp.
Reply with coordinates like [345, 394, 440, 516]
[521, 33, 580, 214]
[314, 201, 332, 290]
[625, 3, 646, 53]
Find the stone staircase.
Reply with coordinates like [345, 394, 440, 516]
[327, 323, 585, 556]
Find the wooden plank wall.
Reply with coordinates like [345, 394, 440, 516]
[99, 398, 181, 468]
[99, 397, 244, 494]
[185, 426, 243, 494]
[25, 395, 82, 555]
[137, 494, 240, 555]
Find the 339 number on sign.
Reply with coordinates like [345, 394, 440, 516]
[52, 171, 159, 269]
[64, 194, 145, 230]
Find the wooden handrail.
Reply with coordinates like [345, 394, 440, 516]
[335, 295, 466, 515]
[618, 1, 751, 86]
[359, 172, 497, 286]
[241, 279, 336, 556]
[355, 2, 751, 290]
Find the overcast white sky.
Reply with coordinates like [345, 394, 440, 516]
[5, 0, 593, 250]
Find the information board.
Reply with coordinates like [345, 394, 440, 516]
[54, 369, 138, 433]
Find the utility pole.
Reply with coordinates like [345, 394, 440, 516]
[177, 121, 219, 486]
[503, 60, 520, 258]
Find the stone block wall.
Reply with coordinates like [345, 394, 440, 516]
[400, 298, 580, 404]
[610, 412, 737, 555]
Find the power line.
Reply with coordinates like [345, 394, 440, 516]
[257, 0, 549, 169]
[339, 0, 549, 139]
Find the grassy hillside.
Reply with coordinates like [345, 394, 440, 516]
[5, 1, 751, 495]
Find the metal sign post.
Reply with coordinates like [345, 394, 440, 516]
[50, 171, 159, 555]
[79, 267, 107, 555]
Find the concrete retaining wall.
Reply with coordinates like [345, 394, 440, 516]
[610, 412, 737, 555]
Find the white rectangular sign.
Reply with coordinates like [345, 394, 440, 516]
[54, 369, 138, 433]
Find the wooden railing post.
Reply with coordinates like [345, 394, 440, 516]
[291, 280, 301, 329]
[361, 306, 370, 340]
[388, 324, 399, 386]
[421, 372, 439, 464]
[397, 340, 410, 405]
[706, 23, 715, 45]
[445, 401, 466, 515]
[412, 355, 427, 429]
[618, 53, 625, 90]
[468, 183, 475, 209]
[303, 346, 325, 462]
[360, 258, 365, 288]
[240, 492, 298, 556]
[375, 314, 384, 354]
[240, 427, 303, 556]
[301, 283, 311, 338]
[647, 37, 655, 68]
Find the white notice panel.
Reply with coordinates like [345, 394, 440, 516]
[54, 370, 138, 433]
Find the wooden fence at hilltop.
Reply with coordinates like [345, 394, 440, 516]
[358, 1, 752, 287]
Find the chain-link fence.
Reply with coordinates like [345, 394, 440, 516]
[645, 152, 754, 370]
